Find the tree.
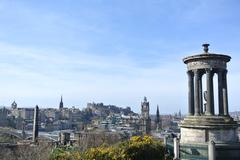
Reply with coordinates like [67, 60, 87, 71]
[50, 136, 167, 160]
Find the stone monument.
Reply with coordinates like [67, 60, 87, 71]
[180, 44, 240, 159]
[32, 105, 39, 143]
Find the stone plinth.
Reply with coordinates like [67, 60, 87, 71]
[180, 116, 238, 144]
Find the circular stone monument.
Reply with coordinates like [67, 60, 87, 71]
[180, 44, 238, 144]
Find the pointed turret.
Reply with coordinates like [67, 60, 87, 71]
[11, 100, 17, 109]
[155, 105, 161, 132]
[156, 105, 160, 124]
[59, 95, 64, 110]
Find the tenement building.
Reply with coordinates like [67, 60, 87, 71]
[179, 44, 240, 159]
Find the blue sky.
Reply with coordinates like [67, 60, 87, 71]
[0, 0, 240, 114]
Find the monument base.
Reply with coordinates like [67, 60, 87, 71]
[180, 115, 238, 144]
[178, 116, 240, 159]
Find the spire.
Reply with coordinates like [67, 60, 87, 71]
[11, 100, 17, 109]
[178, 109, 182, 118]
[144, 96, 147, 102]
[155, 105, 161, 132]
[156, 105, 160, 123]
[59, 95, 64, 109]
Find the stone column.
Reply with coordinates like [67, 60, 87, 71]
[223, 70, 229, 116]
[33, 105, 39, 143]
[187, 71, 194, 115]
[174, 138, 179, 160]
[164, 136, 167, 146]
[206, 69, 214, 115]
[194, 70, 200, 116]
[208, 140, 216, 160]
[199, 72, 203, 114]
[218, 70, 224, 115]
[22, 121, 26, 139]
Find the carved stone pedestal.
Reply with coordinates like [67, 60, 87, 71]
[180, 116, 238, 144]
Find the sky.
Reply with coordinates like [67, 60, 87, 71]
[0, 0, 240, 114]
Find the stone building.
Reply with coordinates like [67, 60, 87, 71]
[179, 44, 240, 159]
[0, 107, 10, 127]
[11, 108, 34, 121]
[140, 97, 151, 134]
[43, 108, 60, 120]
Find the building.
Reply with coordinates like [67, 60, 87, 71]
[11, 108, 34, 120]
[140, 97, 151, 134]
[0, 107, 10, 127]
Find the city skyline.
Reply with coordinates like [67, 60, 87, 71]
[0, 0, 240, 114]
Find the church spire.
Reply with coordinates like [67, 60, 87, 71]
[11, 100, 17, 109]
[156, 105, 160, 123]
[59, 95, 64, 110]
[155, 105, 161, 132]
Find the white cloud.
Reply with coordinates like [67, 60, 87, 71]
[0, 42, 188, 113]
